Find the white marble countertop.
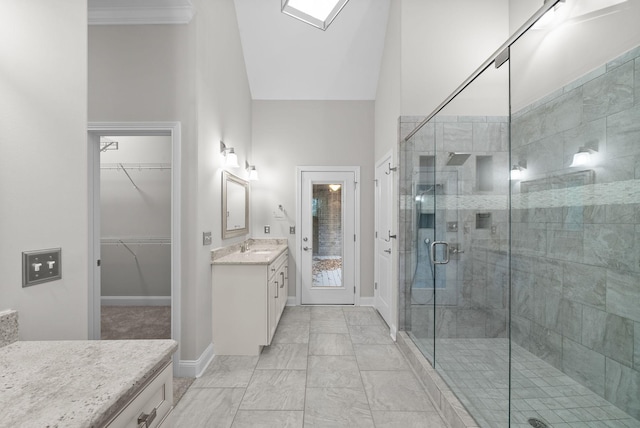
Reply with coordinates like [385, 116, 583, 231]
[211, 239, 288, 265]
[0, 339, 177, 428]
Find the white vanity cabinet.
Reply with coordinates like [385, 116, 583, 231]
[212, 247, 288, 355]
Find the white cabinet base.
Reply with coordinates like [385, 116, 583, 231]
[212, 250, 288, 356]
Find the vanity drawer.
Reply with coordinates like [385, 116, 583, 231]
[106, 361, 173, 428]
[269, 250, 288, 279]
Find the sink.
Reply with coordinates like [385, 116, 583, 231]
[250, 250, 271, 255]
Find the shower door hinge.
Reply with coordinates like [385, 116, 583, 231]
[495, 46, 510, 69]
[354, 234, 356, 242]
[97, 259, 101, 267]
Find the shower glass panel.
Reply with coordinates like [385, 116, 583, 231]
[400, 1, 640, 426]
[400, 47, 510, 426]
[509, 1, 640, 425]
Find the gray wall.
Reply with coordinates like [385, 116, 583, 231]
[0, 0, 88, 340]
[511, 46, 640, 419]
[89, 0, 253, 361]
[251, 100, 375, 299]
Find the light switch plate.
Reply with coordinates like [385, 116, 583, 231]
[203, 232, 212, 246]
[289, 226, 295, 234]
[22, 248, 61, 287]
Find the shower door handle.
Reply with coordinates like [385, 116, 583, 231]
[430, 241, 450, 265]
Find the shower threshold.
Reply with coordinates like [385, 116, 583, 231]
[398, 334, 639, 428]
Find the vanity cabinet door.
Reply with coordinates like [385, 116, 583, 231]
[277, 263, 288, 320]
[267, 272, 279, 344]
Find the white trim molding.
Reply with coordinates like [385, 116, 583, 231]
[101, 296, 171, 306]
[358, 297, 374, 306]
[177, 343, 215, 378]
[88, 121, 182, 376]
[89, 4, 194, 25]
[295, 166, 361, 306]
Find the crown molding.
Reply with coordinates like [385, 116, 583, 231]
[89, 5, 194, 25]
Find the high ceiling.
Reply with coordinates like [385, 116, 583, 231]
[88, 0, 390, 101]
[234, 0, 390, 100]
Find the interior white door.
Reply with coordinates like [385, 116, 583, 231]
[89, 132, 102, 340]
[374, 154, 393, 326]
[300, 170, 356, 305]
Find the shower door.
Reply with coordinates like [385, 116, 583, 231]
[400, 42, 511, 426]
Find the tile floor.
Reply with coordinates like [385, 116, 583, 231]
[172, 306, 448, 427]
[411, 337, 640, 428]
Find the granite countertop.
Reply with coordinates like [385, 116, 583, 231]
[211, 238, 288, 265]
[0, 339, 177, 428]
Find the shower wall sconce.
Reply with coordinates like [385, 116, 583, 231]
[245, 161, 259, 181]
[220, 141, 239, 168]
[570, 147, 597, 167]
[510, 162, 527, 180]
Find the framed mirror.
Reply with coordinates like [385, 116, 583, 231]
[222, 171, 249, 239]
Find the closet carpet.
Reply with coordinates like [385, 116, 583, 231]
[101, 305, 171, 340]
[101, 305, 194, 405]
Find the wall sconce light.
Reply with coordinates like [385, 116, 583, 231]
[329, 184, 342, 192]
[245, 161, 259, 181]
[570, 147, 597, 167]
[220, 141, 239, 168]
[510, 162, 527, 180]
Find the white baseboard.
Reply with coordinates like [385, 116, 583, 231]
[390, 323, 398, 341]
[176, 343, 214, 378]
[101, 296, 171, 306]
[359, 297, 374, 306]
[286, 296, 375, 307]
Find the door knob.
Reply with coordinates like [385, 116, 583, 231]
[384, 249, 391, 254]
[303, 237, 308, 242]
[303, 246, 310, 251]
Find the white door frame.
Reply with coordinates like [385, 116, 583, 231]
[374, 151, 394, 329]
[295, 166, 361, 306]
[87, 122, 181, 373]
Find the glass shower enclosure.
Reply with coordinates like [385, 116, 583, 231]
[399, 1, 640, 427]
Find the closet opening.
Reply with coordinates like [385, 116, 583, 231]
[87, 122, 181, 375]
[99, 135, 172, 339]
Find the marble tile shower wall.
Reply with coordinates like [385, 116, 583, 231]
[510, 45, 640, 419]
[398, 115, 510, 340]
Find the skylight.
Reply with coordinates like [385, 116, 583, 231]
[281, 0, 350, 30]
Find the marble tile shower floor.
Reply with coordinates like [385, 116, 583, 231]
[411, 337, 639, 428]
[172, 306, 448, 427]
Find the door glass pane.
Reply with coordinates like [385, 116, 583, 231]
[312, 183, 343, 288]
